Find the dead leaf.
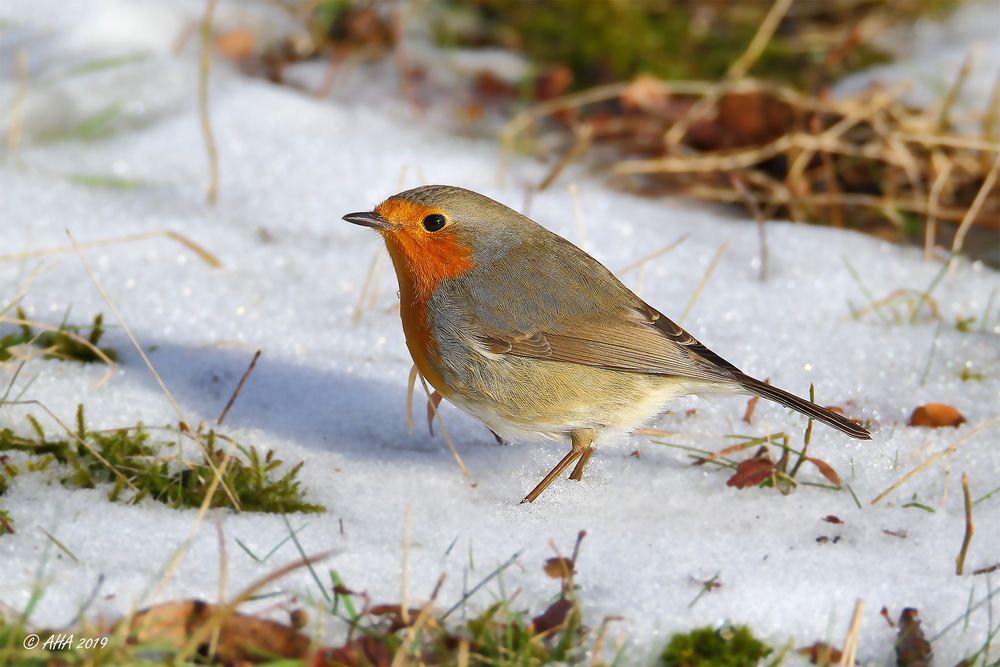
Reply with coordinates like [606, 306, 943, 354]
[909, 403, 965, 428]
[472, 70, 516, 99]
[365, 604, 428, 633]
[687, 92, 795, 150]
[822, 515, 843, 524]
[289, 608, 308, 629]
[797, 641, 844, 665]
[621, 75, 671, 116]
[215, 30, 256, 61]
[543, 557, 575, 580]
[530, 597, 574, 636]
[743, 394, 760, 424]
[726, 456, 775, 489]
[318, 635, 392, 667]
[896, 608, 932, 667]
[122, 600, 311, 662]
[534, 65, 573, 103]
[426, 390, 442, 436]
[806, 457, 841, 486]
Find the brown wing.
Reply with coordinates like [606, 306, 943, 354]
[475, 304, 741, 383]
[475, 306, 872, 440]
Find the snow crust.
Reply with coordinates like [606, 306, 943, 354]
[1, 1, 998, 663]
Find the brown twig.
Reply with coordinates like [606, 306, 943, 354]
[216, 350, 261, 426]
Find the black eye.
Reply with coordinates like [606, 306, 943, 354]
[422, 213, 447, 232]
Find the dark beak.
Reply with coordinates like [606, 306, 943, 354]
[342, 211, 393, 230]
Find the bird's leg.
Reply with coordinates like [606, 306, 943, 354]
[569, 447, 594, 481]
[521, 428, 595, 504]
[489, 428, 506, 446]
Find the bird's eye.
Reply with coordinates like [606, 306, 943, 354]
[422, 213, 447, 232]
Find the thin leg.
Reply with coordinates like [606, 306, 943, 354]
[569, 447, 594, 481]
[521, 428, 596, 504]
[520, 449, 583, 504]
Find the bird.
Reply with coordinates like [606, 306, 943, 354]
[343, 185, 870, 503]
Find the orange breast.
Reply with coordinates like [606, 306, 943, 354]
[376, 201, 474, 398]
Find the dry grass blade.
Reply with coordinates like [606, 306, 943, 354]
[871, 416, 1000, 505]
[729, 176, 767, 281]
[924, 160, 953, 261]
[0, 316, 118, 374]
[839, 599, 864, 666]
[216, 349, 261, 426]
[64, 230, 252, 616]
[199, 0, 220, 205]
[65, 229, 240, 509]
[591, 615, 623, 667]
[956, 472, 974, 576]
[401, 507, 412, 626]
[538, 123, 594, 192]
[0, 229, 223, 268]
[6, 50, 28, 154]
[726, 0, 795, 81]
[618, 133, 894, 175]
[173, 550, 337, 662]
[418, 375, 475, 484]
[406, 364, 418, 433]
[634, 427, 678, 437]
[504, 48, 995, 243]
[0, 399, 137, 494]
[951, 154, 1000, 256]
[664, 0, 794, 147]
[679, 242, 727, 325]
[616, 234, 688, 275]
[936, 48, 977, 132]
[353, 245, 385, 326]
[568, 182, 588, 248]
[500, 81, 630, 182]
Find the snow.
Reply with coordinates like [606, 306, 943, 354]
[1, 1, 998, 663]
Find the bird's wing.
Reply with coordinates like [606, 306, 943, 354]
[474, 302, 741, 383]
[441, 230, 741, 382]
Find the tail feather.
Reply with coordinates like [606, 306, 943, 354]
[739, 376, 871, 440]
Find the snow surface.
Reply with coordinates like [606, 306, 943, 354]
[1, 1, 999, 664]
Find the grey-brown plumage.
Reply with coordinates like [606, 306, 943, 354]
[344, 185, 871, 501]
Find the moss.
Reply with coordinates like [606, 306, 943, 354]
[660, 624, 772, 667]
[0, 309, 117, 364]
[0, 508, 13, 536]
[0, 405, 324, 514]
[436, 0, 957, 90]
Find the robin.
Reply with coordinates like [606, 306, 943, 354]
[343, 185, 870, 503]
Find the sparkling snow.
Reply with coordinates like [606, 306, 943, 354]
[1, 1, 998, 663]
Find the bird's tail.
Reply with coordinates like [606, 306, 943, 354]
[738, 376, 871, 440]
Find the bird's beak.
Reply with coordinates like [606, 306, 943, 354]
[342, 211, 394, 231]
